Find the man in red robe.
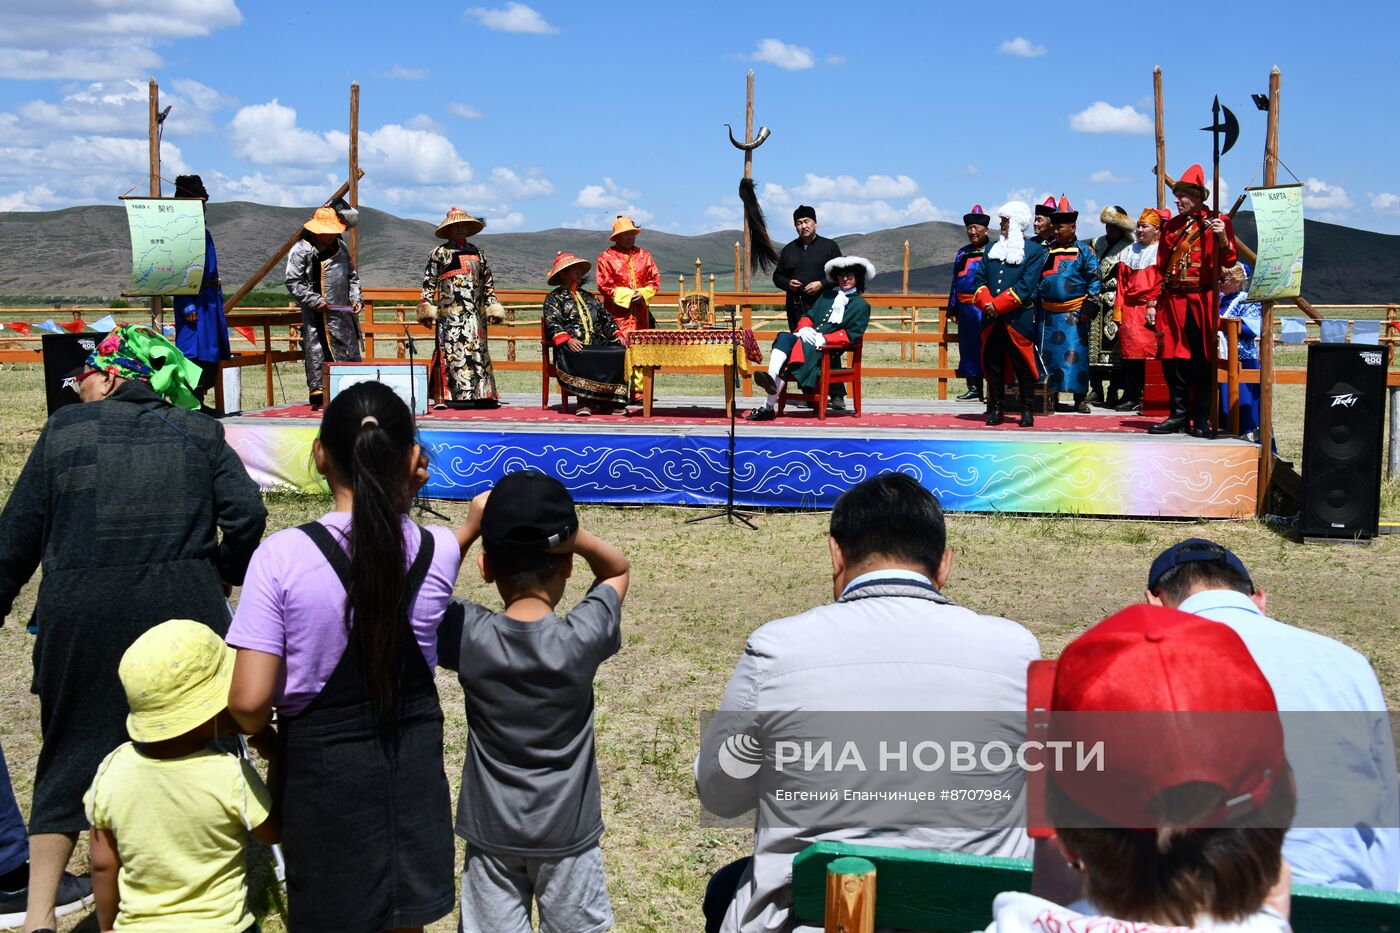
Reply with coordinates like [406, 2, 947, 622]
[595, 214, 660, 397]
[1147, 164, 1237, 438]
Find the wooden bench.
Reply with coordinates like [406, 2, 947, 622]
[792, 841, 1400, 932]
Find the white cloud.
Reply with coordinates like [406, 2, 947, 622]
[574, 177, 649, 222]
[404, 113, 446, 134]
[448, 103, 482, 119]
[0, 184, 58, 212]
[1069, 102, 1153, 134]
[1370, 192, 1400, 214]
[998, 37, 1046, 57]
[207, 170, 339, 207]
[703, 177, 952, 234]
[15, 78, 234, 137]
[1302, 177, 1352, 212]
[385, 65, 429, 80]
[0, 0, 243, 80]
[963, 164, 979, 176]
[825, 54, 846, 65]
[748, 38, 815, 70]
[1089, 169, 1130, 184]
[487, 167, 553, 199]
[790, 173, 920, 202]
[0, 134, 190, 206]
[228, 100, 345, 166]
[467, 2, 556, 34]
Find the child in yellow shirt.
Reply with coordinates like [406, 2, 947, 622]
[84, 620, 279, 932]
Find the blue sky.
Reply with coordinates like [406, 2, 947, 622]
[2, 0, 1397, 236]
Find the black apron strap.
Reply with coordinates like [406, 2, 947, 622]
[297, 521, 436, 616]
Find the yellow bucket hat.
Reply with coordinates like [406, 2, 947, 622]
[119, 620, 235, 743]
[609, 214, 641, 241]
[303, 205, 347, 235]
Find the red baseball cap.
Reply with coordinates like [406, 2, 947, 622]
[1031, 605, 1285, 830]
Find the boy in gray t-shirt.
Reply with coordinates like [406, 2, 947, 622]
[438, 470, 630, 933]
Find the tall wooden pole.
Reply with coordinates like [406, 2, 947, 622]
[1256, 66, 1281, 515]
[148, 79, 162, 328]
[349, 82, 360, 268]
[742, 70, 755, 292]
[1153, 67, 1167, 211]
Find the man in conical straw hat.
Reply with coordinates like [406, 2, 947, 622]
[594, 214, 660, 398]
[285, 205, 362, 410]
[541, 251, 630, 415]
[419, 206, 506, 408]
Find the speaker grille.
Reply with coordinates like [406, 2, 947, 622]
[1301, 345, 1389, 539]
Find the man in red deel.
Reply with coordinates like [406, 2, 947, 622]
[1147, 164, 1238, 438]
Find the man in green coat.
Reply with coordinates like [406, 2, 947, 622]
[746, 256, 874, 420]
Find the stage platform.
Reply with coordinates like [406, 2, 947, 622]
[223, 393, 1261, 518]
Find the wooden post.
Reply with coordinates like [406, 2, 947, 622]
[742, 70, 755, 292]
[1256, 66, 1281, 516]
[148, 79, 162, 329]
[901, 240, 911, 362]
[1153, 67, 1167, 211]
[824, 857, 876, 933]
[734, 241, 742, 293]
[349, 82, 360, 269]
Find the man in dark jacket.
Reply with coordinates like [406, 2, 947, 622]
[0, 325, 266, 931]
[772, 205, 843, 408]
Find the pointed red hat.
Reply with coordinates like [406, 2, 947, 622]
[1172, 164, 1209, 199]
[1034, 195, 1058, 217]
[1050, 196, 1078, 224]
[962, 203, 991, 225]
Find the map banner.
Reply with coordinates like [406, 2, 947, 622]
[1247, 184, 1304, 300]
[124, 197, 206, 296]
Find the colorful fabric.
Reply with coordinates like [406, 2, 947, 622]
[87, 325, 204, 410]
[421, 242, 500, 402]
[1038, 241, 1101, 395]
[623, 327, 762, 362]
[1089, 233, 1131, 368]
[973, 239, 1048, 381]
[542, 286, 628, 404]
[1041, 312, 1091, 395]
[595, 246, 661, 323]
[949, 243, 986, 378]
[172, 230, 231, 364]
[624, 329, 760, 377]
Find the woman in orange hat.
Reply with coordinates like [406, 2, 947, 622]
[594, 215, 660, 398]
[1112, 208, 1169, 412]
[541, 252, 630, 415]
[420, 207, 506, 409]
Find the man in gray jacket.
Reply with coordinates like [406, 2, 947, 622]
[286, 205, 362, 409]
[696, 473, 1040, 933]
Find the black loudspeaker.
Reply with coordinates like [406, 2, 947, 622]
[41, 332, 102, 415]
[1301, 343, 1391, 539]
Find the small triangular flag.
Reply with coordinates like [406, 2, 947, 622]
[7, 322, 32, 336]
[161, 323, 176, 338]
[234, 325, 258, 346]
[34, 320, 64, 334]
[90, 315, 117, 332]
[60, 320, 87, 333]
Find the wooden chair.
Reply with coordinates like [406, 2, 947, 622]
[776, 342, 863, 419]
[791, 841, 1400, 932]
[540, 330, 572, 414]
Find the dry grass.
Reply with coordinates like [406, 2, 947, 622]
[0, 361, 1397, 931]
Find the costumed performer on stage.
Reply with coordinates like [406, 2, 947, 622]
[419, 206, 505, 409]
[1112, 207, 1168, 413]
[1148, 164, 1237, 438]
[286, 206, 362, 410]
[949, 204, 990, 401]
[745, 256, 875, 421]
[973, 201, 1048, 428]
[171, 174, 230, 411]
[1090, 205, 1134, 406]
[595, 214, 660, 398]
[541, 251, 630, 416]
[1039, 197, 1102, 413]
[1032, 196, 1057, 246]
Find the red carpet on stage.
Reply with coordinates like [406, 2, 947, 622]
[247, 402, 1157, 434]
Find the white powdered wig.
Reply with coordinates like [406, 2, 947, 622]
[824, 255, 877, 284]
[988, 200, 1032, 264]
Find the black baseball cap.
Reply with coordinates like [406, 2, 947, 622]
[481, 470, 578, 550]
[1147, 538, 1254, 593]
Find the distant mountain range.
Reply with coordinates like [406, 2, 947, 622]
[0, 202, 1395, 305]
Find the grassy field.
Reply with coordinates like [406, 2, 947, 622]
[0, 352, 1397, 931]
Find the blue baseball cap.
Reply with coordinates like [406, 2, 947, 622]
[1147, 538, 1254, 593]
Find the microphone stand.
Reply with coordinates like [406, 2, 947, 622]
[404, 322, 448, 521]
[686, 301, 756, 529]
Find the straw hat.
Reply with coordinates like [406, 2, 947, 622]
[119, 620, 236, 743]
[546, 251, 592, 286]
[436, 206, 485, 240]
[303, 206, 346, 235]
[609, 214, 641, 241]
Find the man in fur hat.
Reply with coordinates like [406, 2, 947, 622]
[948, 205, 991, 401]
[1147, 164, 1238, 437]
[773, 206, 845, 409]
[973, 201, 1048, 427]
[1038, 198, 1101, 413]
[1090, 205, 1135, 406]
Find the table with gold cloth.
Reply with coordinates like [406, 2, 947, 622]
[622, 328, 763, 417]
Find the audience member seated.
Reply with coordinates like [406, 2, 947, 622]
[1146, 538, 1400, 891]
[745, 256, 875, 421]
[994, 604, 1295, 932]
[695, 472, 1040, 933]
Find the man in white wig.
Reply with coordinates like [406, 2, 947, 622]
[971, 201, 1049, 427]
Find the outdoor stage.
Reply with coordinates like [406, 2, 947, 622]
[222, 393, 1261, 519]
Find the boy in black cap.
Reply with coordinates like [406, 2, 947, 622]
[438, 470, 630, 932]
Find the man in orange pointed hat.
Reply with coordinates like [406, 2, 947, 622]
[595, 215, 660, 397]
[1147, 164, 1238, 437]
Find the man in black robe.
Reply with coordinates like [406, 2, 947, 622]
[772, 205, 844, 408]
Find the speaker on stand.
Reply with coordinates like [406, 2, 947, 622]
[1300, 343, 1390, 542]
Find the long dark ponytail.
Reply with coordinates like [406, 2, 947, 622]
[317, 381, 419, 712]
